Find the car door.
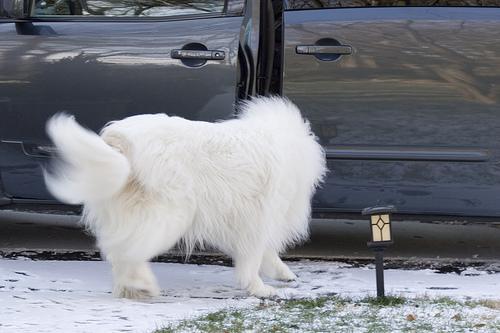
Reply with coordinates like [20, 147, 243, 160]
[0, 0, 245, 201]
[283, 2, 500, 216]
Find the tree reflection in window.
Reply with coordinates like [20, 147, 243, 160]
[33, 0, 225, 17]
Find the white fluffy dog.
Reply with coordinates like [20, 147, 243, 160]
[44, 97, 327, 299]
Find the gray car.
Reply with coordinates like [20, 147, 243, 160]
[1, 0, 500, 218]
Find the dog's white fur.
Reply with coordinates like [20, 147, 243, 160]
[44, 97, 327, 298]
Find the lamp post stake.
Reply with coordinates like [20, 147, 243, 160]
[374, 248, 385, 298]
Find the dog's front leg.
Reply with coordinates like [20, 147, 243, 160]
[111, 261, 160, 299]
[234, 250, 277, 298]
[260, 250, 297, 282]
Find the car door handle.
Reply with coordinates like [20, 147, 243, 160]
[296, 45, 352, 55]
[171, 49, 225, 60]
[22, 144, 57, 157]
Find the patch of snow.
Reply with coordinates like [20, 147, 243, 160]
[0, 259, 498, 332]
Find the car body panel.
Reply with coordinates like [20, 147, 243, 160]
[0, 15, 243, 199]
[283, 7, 500, 216]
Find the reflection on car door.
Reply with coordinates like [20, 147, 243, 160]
[0, 3, 244, 200]
[283, 6, 500, 216]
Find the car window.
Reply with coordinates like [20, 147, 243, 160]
[286, 0, 500, 8]
[33, 0, 225, 17]
[0, 0, 10, 17]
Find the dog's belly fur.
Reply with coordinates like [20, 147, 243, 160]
[45, 97, 327, 298]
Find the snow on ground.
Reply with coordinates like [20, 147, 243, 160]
[0, 258, 499, 333]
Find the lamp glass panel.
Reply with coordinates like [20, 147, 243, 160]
[371, 215, 382, 242]
[370, 214, 391, 242]
[380, 214, 391, 241]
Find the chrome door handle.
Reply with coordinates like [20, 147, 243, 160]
[296, 45, 352, 55]
[171, 49, 225, 60]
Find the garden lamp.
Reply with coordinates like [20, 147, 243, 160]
[362, 205, 396, 298]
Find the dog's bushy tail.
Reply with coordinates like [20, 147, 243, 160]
[44, 113, 130, 204]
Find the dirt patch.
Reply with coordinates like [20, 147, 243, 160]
[1, 250, 499, 274]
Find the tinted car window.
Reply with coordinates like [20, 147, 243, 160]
[33, 0, 225, 17]
[286, 0, 500, 8]
[0, 0, 11, 17]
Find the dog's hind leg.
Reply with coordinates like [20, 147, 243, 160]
[233, 248, 277, 298]
[111, 261, 160, 299]
[259, 250, 297, 282]
[103, 199, 195, 299]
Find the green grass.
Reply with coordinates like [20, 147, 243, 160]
[361, 295, 406, 306]
[467, 299, 500, 310]
[156, 310, 247, 333]
[154, 295, 500, 333]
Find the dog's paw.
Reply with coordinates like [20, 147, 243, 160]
[249, 284, 277, 299]
[115, 285, 160, 300]
[278, 271, 297, 282]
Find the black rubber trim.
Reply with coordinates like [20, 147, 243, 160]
[325, 146, 489, 162]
